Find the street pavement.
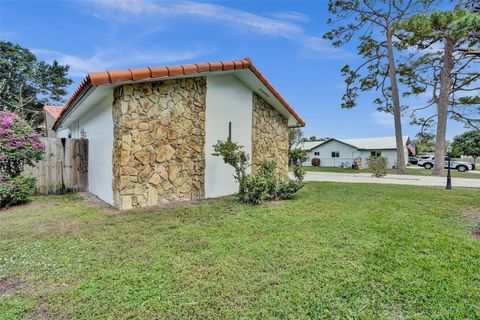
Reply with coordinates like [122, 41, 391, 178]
[299, 171, 480, 188]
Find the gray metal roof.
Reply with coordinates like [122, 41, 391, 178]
[299, 136, 409, 151]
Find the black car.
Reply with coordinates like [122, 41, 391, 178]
[408, 156, 418, 164]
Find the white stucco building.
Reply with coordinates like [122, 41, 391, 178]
[300, 136, 409, 169]
[48, 58, 304, 209]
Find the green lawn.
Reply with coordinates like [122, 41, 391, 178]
[1, 183, 479, 319]
[303, 165, 480, 179]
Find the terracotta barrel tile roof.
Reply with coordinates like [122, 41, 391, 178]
[43, 105, 65, 121]
[53, 58, 304, 129]
[150, 66, 169, 78]
[129, 67, 151, 81]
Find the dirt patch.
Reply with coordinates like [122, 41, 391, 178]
[472, 221, 480, 240]
[34, 296, 53, 320]
[460, 208, 480, 240]
[0, 199, 47, 214]
[460, 207, 480, 222]
[0, 276, 26, 296]
[76, 192, 116, 213]
[473, 230, 480, 240]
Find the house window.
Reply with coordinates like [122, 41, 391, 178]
[331, 151, 340, 158]
[314, 152, 320, 156]
[371, 151, 382, 157]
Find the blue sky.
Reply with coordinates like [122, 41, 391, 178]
[0, 0, 468, 140]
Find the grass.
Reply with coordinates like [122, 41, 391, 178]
[1, 183, 479, 319]
[303, 165, 480, 179]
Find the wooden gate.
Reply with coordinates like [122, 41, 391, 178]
[24, 138, 88, 194]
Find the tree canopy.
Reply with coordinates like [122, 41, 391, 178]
[413, 131, 436, 154]
[397, 1, 479, 175]
[288, 128, 304, 152]
[398, 5, 480, 130]
[451, 130, 480, 162]
[323, 0, 437, 174]
[0, 41, 72, 125]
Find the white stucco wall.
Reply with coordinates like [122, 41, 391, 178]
[55, 129, 70, 139]
[303, 140, 360, 167]
[359, 148, 408, 169]
[304, 140, 408, 169]
[204, 74, 253, 198]
[67, 94, 114, 204]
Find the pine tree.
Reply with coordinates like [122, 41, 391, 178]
[398, 1, 479, 175]
[324, 0, 437, 174]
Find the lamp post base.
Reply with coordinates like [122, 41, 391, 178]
[446, 156, 452, 190]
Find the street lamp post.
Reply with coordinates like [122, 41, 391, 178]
[446, 146, 452, 190]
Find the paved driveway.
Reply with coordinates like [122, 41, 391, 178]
[300, 172, 480, 188]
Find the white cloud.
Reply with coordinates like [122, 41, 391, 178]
[371, 112, 393, 127]
[86, 0, 347, 56]
[135, 26, 166, 38]
[32, 46, 214, 77]
[300, 36, 355, 59]
[269, 11, 310, 23]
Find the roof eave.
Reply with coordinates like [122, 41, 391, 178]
[52, 82, 94, 131]
[52, 58, 305, 130]
[247, 62, 305, 127]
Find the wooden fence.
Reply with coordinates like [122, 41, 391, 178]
[24, 138, 88, 194]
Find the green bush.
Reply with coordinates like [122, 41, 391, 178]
[0, 175, 36, 208]
[237, 161, 303, 204]
[289, 148, 308, 181]
[212, 139, 249, 182]
[276, 180, 304, 200]
[238, 174, 271, 204]
[213, 140, 303, 205]
[367, 156, 388, 177]
[257, 161, 278, 197]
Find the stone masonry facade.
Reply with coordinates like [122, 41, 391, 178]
[112, 78, 206, 210]
[252, 93, 289, 178]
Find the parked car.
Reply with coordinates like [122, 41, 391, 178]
[408, 156, 418, 164]
[420, 156, 473, 172]
[417, 155, 434, 167]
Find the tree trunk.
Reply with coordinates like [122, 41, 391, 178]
[433, 37, 454, 176]
[386, 30, 407, 174]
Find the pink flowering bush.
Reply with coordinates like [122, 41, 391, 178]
[0, 111, 44, 207]
[0, 175, 36, 208]
[0, 111, 44, 177]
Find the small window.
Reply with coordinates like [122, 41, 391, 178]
[314, 152, 320, 156]
[371, 151, 382, 157]
[331, 151, 340, 158]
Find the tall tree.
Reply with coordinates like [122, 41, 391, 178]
[0, 41, 72, 125]
[451, 130, 480, 165]
[324, 0, 436, 174]
[398, 1, 480, 175]
[414, 131, 436, 154]
[288, 128, 304, 152]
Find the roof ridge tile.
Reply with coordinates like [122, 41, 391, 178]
[52, 58, 304, 129]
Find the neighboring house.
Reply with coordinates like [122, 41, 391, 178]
[43, 105, 65, 137]
[300, 136, 409, 168]
[51, 58, 305, 210]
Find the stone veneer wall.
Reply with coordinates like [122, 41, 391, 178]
[112, 77, 206, 210]
[251, 93, 289, 178]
